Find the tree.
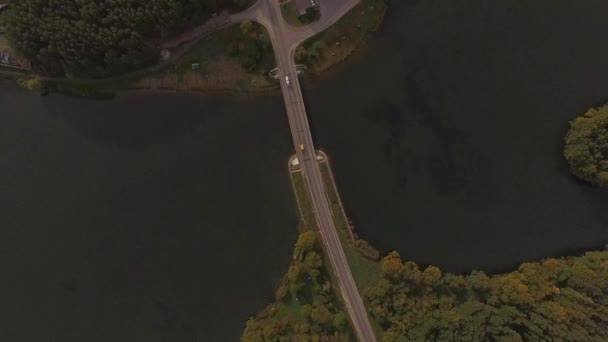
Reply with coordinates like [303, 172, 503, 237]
[564, 103, 608, 186]
[333, 312, 347, 331]
[310, 305, 333, 327]
[307, 41, 322, 62]
[303, 251, 323, 271]
[6, 0, 248, 77]
[381, 251, 405, 279]
[294, 231, 317, 260]
[275, 280, 289, 300]
[240, 20, 253, 34]
[295, 46, 308, 64]
[365, 250, 608, 341]
[421, 265, 442, 287]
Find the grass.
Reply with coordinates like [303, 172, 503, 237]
[135, 22, 277, 93]
[318, 160, 381, 290]
[4, 22, 279, 98]
[280, 1, 305, 27]
[290, 169, 319, 231]
[289, 158, 383, 339]
[289, 159, 381, 290]
[318, 160, 384, 339]
[300, 0, 386, 73]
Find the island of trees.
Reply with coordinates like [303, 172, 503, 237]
[564, 103, 608, 186]
[6, 0, 250, 78]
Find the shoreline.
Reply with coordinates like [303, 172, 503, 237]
[289, 151, 382, 289]
[0, 0, 387, 99]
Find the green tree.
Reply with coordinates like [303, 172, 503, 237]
[564, 103, 608, 186]
[307, 41, 322, 62]
[295, 46, 308, 64]
[240, 20, 253, 34]
[365, 250, 608, 342]
[333, 311, 347, 331]
[7, 0, 249, 77]
[381, 251, 405, 279]
[294, 231, 317, 260]
[421, 265, 442, 287]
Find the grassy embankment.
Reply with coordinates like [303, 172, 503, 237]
[1, 0, 385, 97]
[0, 21, 277, 97]
[136, 21, 276, 94]
[291, 157, 382, 289]
[242, 229, 356, 341]
[298, 0, 386, 73]
[290, 155, 384, 337]
[317, 157, 381, 290]
[241, 159, 356, 341]
[241, 156, 383, 340]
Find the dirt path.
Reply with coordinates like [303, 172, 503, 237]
[158, 13, 232, 50]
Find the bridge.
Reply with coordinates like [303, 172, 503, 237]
[232, 1, 377, 341]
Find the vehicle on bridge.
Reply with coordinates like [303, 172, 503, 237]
[285, 76, 290, 87]
[299, 144, 304, 151]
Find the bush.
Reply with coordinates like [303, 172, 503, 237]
[355, 238, 380, 260]
[17, 78, 48, 95]
[49, 81, 115, 100]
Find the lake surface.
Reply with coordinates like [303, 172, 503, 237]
[0, 85, 297, 341]
[305, 0, 608, 273]
[2, 0, 608, 340]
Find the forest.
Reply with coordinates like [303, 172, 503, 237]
[365, 251, 608, 341]
[564, 103, 608, 187]
[242, 231, 353, 342]
[6, 0, 250, 77]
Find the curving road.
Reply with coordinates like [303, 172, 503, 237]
[233, 1, 377, 341]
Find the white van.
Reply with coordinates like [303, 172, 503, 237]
[285, 76, 290, 87]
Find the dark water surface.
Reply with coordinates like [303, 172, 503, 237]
[0, 85, 297, 341]
[304, 0, 608, 273]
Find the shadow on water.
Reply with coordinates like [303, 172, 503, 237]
[405, 60, 496, 202]
[362, 98, 411, 195]
[41, 93, 208, 149]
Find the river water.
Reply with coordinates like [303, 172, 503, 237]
[0, 85, 297, 341]
[2, 0, 608, 340]
[304, 0, 608, 273]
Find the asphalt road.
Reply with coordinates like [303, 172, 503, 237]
[233, 1, 378, 341]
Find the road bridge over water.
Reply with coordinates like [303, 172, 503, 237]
[233, 1, 378, 341]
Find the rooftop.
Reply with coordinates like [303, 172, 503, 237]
[294, 0, 314, 16]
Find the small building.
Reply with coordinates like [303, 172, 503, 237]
[295, 0, 319, 18]
[0, 34, 31, 70]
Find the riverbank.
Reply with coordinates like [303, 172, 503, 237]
[241, 154, 371, 341]
[298, 0, 386, 73]
[288, 151, 382, 337]
[263, 153, 608, 342]
[290, 152, 382, 289]
[0, 0, 386, 98]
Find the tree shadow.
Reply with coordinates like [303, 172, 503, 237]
[41, 92, 208, 149]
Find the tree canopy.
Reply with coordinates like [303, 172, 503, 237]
[365, 251, 608, 341]
[6, 0, 250, 77]
[564, 103, 608, 186]
[242, 231, 353, 341]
